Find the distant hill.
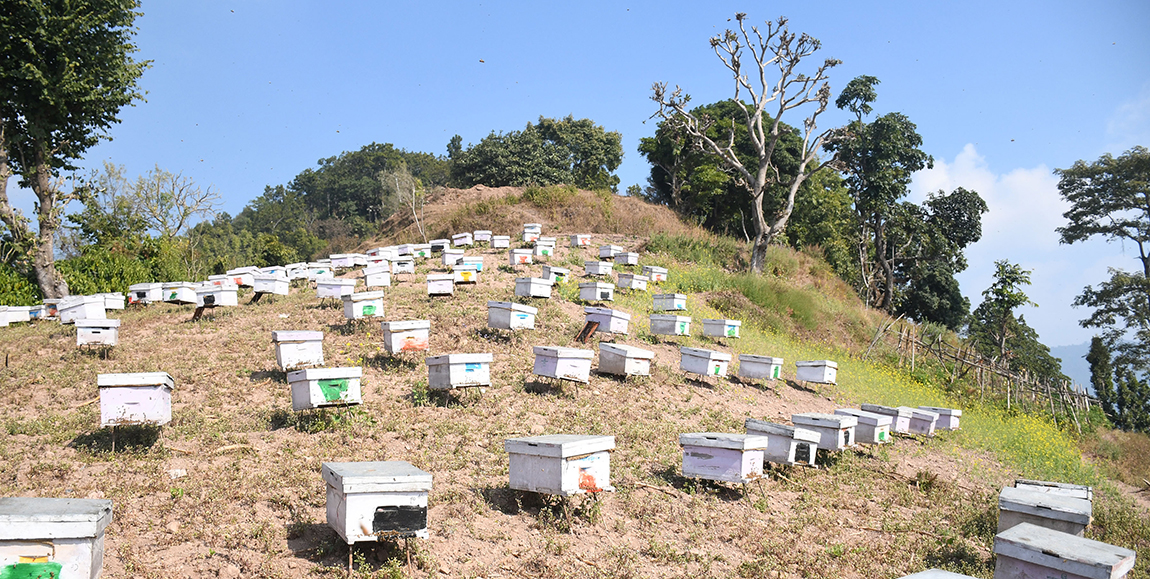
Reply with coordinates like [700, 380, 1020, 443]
[1051, 341, 1092, 394]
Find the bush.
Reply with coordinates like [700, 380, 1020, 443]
[0, 264, 41, 305]
[645, 231, 744, 267]
[57, 247, 151, 295]
[521, 184, 577, 208]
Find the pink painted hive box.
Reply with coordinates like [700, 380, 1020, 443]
[994, 522, 1135, 579]
[505, 434, 616, 496]
[98, 372, 174, 427]
[381, 320, 431, 354]
[680, 433, 768, 484]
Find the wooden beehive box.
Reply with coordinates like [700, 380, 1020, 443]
[795, 359, 837, 383]
[59, 295, 106, 324]
[650, 314, 690, 337]
[253, 274, 290, 295]
[680, 433, 768, 483]
[306, 264, 332, 280]
[461, 256, 484, 272]
[642, 265, 668, 282]
[1015, 479, 1093, 502]
[196, 283, 239, 307]
[570, 234, 591, 247]
[994, 522, 1134, 579]
[322, 461, 432, 543]
[506, 435, 616, 496]
[487, 301, 537, 331]
[492, 235, 510, 249]
[426, 274, 455, 296]
[474, 230, 492, 243]
[543, 265, 570, 284]
[225, 268, 257, 287]
[426, 353, 493, 390]
[652, 293, 687, 312]
[160, 283, 196, 305]
[701, 318, 741, 339]
[317, 278, 357, 299]
[329, 254, 355, 269]
[207, 274, 230, 286]
[616, 252, 639, 265]
[584, 260, 614, 277]
[287, 367, 362, 411]
[522, 230, 540, 243]
[452, 232, 473, 247]
[76, 319, 120, 347]
[834, 408, 892, 445]
[381, 320, 431, 354]
[532, 241, 555, 258]
[680, 347, 731, 378]
[908, 407, 939, 436]
[128, 282, 162, 305]
[429, 239, 450, 252]
[0, 497, 113, 579]
[860, 404, 913, 433]
[919, 406, 961, 430]
[391, 257, 415, 274]
[510, 248, 533, 266]
[533, 346, 593, 383]
[744, 418, 819, 466]
[599, 245, 623, 259]
[452, 264, 479, 284]
[617, 273, 648, 292]
[792, 412, 858, 451]
[584, 306, 630, 334]
[5, 306, 31, 324]
[411, 244, 432, 259]
[523, 223, 542, 234]
[442, 248, 465, 266]
[363, 265, 391, 288]
[579, 282, 615, 302]
[100, 292, 126, 310]
[998, 486, 1092, 536]
[98, 372, 174, 427]
[737, 354, 784, 380]
[272, 330, 325, 370]
[515, 277, 553, 299]
[342, 291, 385, 320]
[598, 343, 653, 377]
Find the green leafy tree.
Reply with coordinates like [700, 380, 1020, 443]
[1112, 367, 1150, 432]
[969, 260, 1036, 363]
[1087, 336, 1116, 419]
[0, 0, 149, 297]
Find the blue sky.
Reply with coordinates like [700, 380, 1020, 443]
[8, 0, 1150, 353]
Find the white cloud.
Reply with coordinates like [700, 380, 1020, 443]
[1106, 82, 1150, 152]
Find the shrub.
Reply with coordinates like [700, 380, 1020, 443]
[521, 184, 577, 208]
[57, 247, 151, 295]
[0, 264, 41, 305]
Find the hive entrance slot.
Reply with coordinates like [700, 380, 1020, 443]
[372, 505, 426, 536]
[795, 443, 810, 464]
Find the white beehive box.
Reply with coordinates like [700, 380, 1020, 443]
[452, 264, 479, 284]
[652, 293, 687, 312]
[492, 235, 510, 249]
[570, 234, 591, 247]
[411, 244, 432, 259]
[427, 274, 455, 296]
[584, 260, 613, 276]
[43, 299, 60, 319]
[523, 223, 542, 234]
[650, 314, 691, 337]
[329, 254, 355, 269]
[680, 433, 768, 483]
[452, 232, 473, 247]
[391, 257, 415, 274]
[474, 230, 492, 243]
[342, 291, 384, 320]
[442, 248, 465, 266]
[860, 404, 913, 434]
[323, 461, 431, 543]
[5, 306, 31, 324]
[701, 318, 741, 339]
[795, 360, 837, 384]
[128, 282, 162, 305]
[737, 354, 784, 380]
[533, 346, 593, 383]
[224, 268, 256, 287]
[538, 236, 557, 245]
[487, 301, 537, 331]
[680, 347, 731, 378]
[834, 408, 892, 445]
[306, 264, 333, 280]
[598, 343, 653, 377]
[919, 406, 962, 430]
[532, 242, 555, 258]
[76, 319, 120, 347]
[617, 273, 648, 292]
[253, 274, 290, 295]
[28, 305, 44, 321]
[363, 265, 391, 288]
[0, 306, 7, 327]
[381, 320, 431, 354]
[515, 277, 553, 299]
[506, 435, 616, 496]
[897, 571, 980, 579]
[579, 282, 615, 302]
[792, 412, 858, 451]
[272, 330, 324, 370]
[161, 283, 198, 305]
[287, 367, 362, 411]
[543, 265, 570, 284]
[998, 486, 1092, 536]
[509, 248, 533, 266]
[599, 245, 622, 259]
[317, 278, 357, 299]
[522, 230, 540, 243]
[745, 419, 819, 466]
[616, 252, 639, 265]
[642, 265, 668, 282]
[0, 497, 114, 579]
[207, 274, 230, 286]
[908, 407, 939, 436]
[429, 239, 450, 252]
[60, 295, 106, 324]
[426, 353, 492, 390]
[99, 292, 125, 310]
[1015, 479, 1093, 502]
[461, 256, 484, 272]
[97, 372, 173, 427]
[196, 283, 239, 307]
[994, 522, 1134, 579]
[584, 306, 630, 334]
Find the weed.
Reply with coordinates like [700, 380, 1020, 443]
[411, 380, 431, 407]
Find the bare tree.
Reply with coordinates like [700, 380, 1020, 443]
[379, 162, 427, 243]
[131, 165, 221, 238]
[651, 13, 842, 273]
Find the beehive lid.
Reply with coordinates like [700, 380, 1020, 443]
[160, 282, 194, 289]
[680, 432, 768, 450]
[287, 366, 363, 382]
[430, 239, 449, 245]
[1015, 479, 1093, 500]
[516, 277, 553, 285]
[427, 274, 455, 281]
[322, 461, 432, 494]
[97, 372, 174, 389]
[425, 353, 492, 365]
[452, 233, 470, 239]
[654, 293, 685, 300]
[861, 403, 911, 418]
[444, 248, 465, 255]
[644, 266, 668, 273]
[487, 301, 538, 315]
[702, 318, 741, 326]
[452, 264, 478, 271]
[129, 282, 162, 290]
[618, 252, 639, 257]
[599, 343, 654, 359]
[919, 405, 961, 417]
[579, 282, 614, 289]
[392, 255, 414, 262]
[994, 522, 1134, 579]
[896, 570, 979, 579]
[319, 278, 357, 286]
[462, 257, 484, 263]
[585, 261, 611, 267]
[492, 235, 510, 240]
[998, 486, 1092, 525]
[0, 497, 113, 540]
[795, 359, 838, 369]
[600, 244, 622, 250]
[745, 418, 821, 443]
[738, 354, 783, 364]
[834, 408, 892, 427]
[679, 346, 732, 362]
[504, 434, 615, 458]
[511, 248, 532, 253]
[363, 265, 389, 275]
[382, 319, 430, 332]
[543, 266, 570, 274]
[650, 314, 691, 322]
[272, 330, 323, 343]
[533, 346, 593, 359]
[75, 319, 121, 328]
[792, 412, 858, 429]
[474, 230, 492, 235]
[254, 273, 288, 281]
[198, 282, 237, 292]
[584, 307, 631, 320]
[618, 273, 649, 282]
[344, 291, 384, 302]
[907, 407, 939, 421]
[227, 266, 260, 274]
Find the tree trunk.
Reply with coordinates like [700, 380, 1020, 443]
[31, 152, 69, 298]
[874, 218, 894, 311]
[749, 188, 770, 273]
